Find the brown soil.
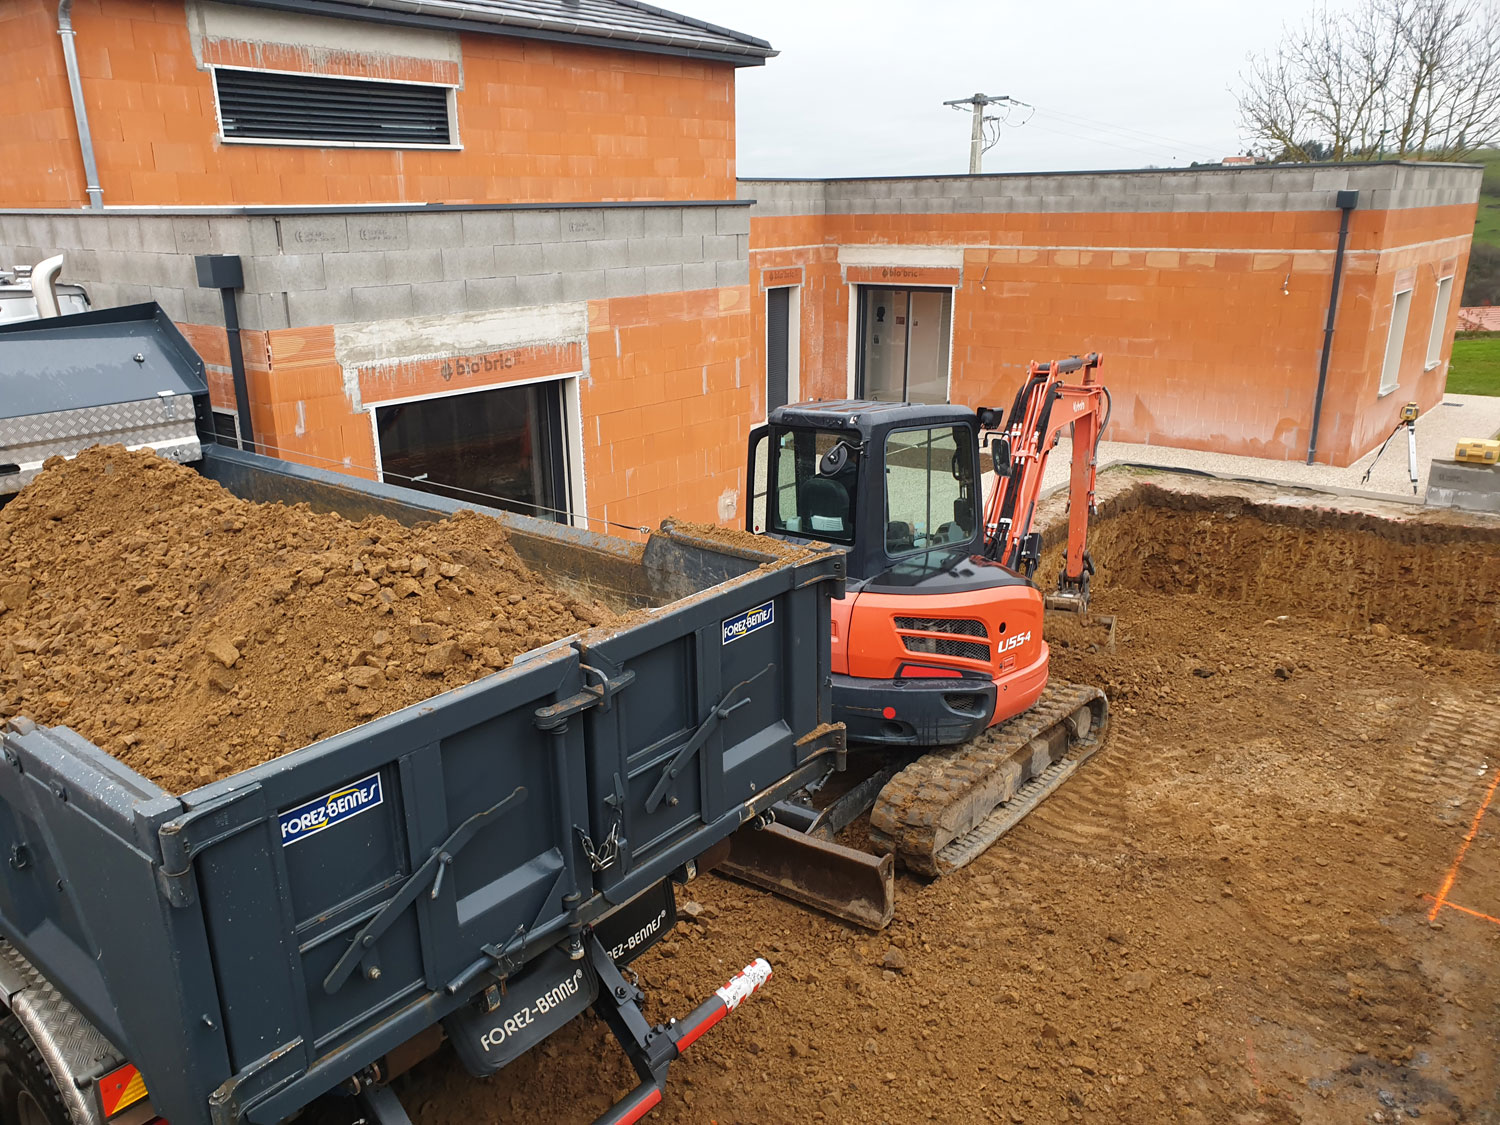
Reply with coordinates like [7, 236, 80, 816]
[394, 489, 1500, 1125]
[0, 446, 615, 794]
[658, 517, 826, 563]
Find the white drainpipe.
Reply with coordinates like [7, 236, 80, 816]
[57, 0, 104, 210]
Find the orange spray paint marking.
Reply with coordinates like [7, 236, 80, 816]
[1428, 768, 1499, 922]
[1243, 1036, 1268, 1103]
[1439, 899, 1500, 928]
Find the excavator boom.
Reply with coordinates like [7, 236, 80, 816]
[983, 352, 1110, 604]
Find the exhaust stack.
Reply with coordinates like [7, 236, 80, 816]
[31, 255, 65, 319]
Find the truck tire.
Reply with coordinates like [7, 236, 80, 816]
[0, 1016, 70, 1125]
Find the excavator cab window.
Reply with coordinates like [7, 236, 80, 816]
[766, 427, 861, 544]
[883, 425, 976, 557]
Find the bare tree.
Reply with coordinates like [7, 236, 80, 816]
[1238, 0, 1500, 161]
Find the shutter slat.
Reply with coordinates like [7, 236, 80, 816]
[215, 69, 450, 145]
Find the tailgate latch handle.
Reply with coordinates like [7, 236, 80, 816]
[535, 663, 636, 732]
[643, 664, 774, 815]
[322, 785, 528, 995]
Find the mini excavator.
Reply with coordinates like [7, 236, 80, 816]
[718, 352, 1113, 928]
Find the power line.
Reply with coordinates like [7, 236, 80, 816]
[943, 92, 1033, 172]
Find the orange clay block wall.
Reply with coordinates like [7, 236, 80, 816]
[7, 0, 737, 207]
[174, 286, 755, 532]
[748, 201, 1474, 467]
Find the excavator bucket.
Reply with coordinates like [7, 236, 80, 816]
[719, 823, 895, 931]
[1043, 591, 1116, 652]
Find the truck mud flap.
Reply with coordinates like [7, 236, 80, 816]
[442, 946, 597, 1076]
[591, 882, 676, 967]
[717, 822, 895, 931]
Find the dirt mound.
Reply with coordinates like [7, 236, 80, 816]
[389, 482, 1500, 1125]
[0, 446, 616, 794]
[1040, 487, 1500, 652]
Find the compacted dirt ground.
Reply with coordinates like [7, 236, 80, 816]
[396, 474, 1500, 1125]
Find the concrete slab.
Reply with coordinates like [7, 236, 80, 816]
[1039, 393, 1500, 501]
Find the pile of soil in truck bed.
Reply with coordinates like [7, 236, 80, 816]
[0, 446, 617, 794]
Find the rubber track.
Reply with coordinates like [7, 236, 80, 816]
[868, 682, 1109, 877]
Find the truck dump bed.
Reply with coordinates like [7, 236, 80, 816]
[0, 317, 842, 1125]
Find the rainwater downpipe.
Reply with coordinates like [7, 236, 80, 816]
[57, 0, 104, 210]
[1305, 189, 1359, 465]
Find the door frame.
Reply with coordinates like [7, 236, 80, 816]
[764, 284, 801, 419]
[847, 283, 956, 402]
[365, 372, 588, 527]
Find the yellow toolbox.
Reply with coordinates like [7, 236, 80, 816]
[1454, 438, 1500, 465]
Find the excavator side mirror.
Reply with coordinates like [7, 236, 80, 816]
[817, 441, 853, 478]
[989, 436, 1012, 478]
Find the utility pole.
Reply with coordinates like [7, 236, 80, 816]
[943, 92, 1030, 173]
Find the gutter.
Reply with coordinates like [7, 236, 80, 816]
[230, 0, 776, 63]
[1305, 189, 1358, 465]
[57, 0, 103, 210]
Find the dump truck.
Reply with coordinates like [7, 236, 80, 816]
[0, 305, 845, 1125]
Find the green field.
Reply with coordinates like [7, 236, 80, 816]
[1447, 333, 1500, 395]
[1474, 149, 1500, 250]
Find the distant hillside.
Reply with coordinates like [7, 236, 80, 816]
[1474, 149, 1500, 249]
[1466, 149, 1500, 305]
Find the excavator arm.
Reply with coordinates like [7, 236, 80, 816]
[981, 352, 1110, 605]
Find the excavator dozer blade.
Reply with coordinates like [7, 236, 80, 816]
[718, 823, 895, 931]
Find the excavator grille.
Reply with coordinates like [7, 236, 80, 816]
[900, 634, 990, 662]
[893, 617, 988, 638]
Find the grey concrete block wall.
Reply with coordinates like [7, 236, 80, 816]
[738, 160, 1482, 219]
[0, 202, 753, 332]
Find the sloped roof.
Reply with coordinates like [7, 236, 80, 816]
[230, 0, 776, 64]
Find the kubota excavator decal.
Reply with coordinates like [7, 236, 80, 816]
[997, 631, 1032, 655]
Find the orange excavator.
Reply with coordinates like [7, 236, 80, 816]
[713, 353, 1112, 926]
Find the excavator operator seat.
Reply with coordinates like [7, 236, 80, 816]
[798, 476, 851, 536]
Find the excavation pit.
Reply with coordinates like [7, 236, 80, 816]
[390, 470, 1500, 1125]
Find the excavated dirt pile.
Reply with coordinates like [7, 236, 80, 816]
[391, 478, 1500, 1125]
[0, 446, 616, 794]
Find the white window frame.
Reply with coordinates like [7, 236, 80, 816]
[211, 408, 242, 448]
[365, 373, 587, 528]
[1426, 275, 1454, 371]
[1378, 287, 1414, 397]
[845, 282, 957, 403]
[210, 65, 462, 151]
[765, 284, 801, 419]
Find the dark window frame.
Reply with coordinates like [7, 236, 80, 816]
[853, 284, 954, 403]
[372, 380, 573, 525]
[212, 66, 460, 150]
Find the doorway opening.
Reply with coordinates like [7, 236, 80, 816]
[854, 285, 953, 403]
[766, 285, 801, 416]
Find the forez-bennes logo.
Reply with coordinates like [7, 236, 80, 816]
[278, 773, 384, 847]
[607, 908, 669, 961]
[722, 601, 774, 645]
[478, 968, 588, 1051]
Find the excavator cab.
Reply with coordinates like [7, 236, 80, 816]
[748, 401, 1044, 747]
[748, 401, 986, 584]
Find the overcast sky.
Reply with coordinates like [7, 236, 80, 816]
[681, 0, 1320, 177]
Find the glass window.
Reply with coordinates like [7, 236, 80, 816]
[1426, 276, 1454, 369]
[767, 427, 860, 543]
[1379, 288, 1413, 396]
[375, 381, 568, 522]
[884, 425, 976, 556]
[858, 286, 952, 404]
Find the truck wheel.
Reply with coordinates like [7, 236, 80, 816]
[0, 1016, 70, 1125]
